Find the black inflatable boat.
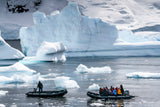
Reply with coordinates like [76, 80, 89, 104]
[87, 91, 135, 99]
[26, 89, 67, 97]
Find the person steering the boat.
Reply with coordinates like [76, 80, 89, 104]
[37, 81, 43, 92]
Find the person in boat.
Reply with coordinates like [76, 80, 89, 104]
[102, 87, 107, 96]
[120, 84, 124, 95]
[99, 88, 103, 95]
[110, 86, 113, 92]
[113, 88, 117, 95]
[37, 81, 43, 92]
[117, 88, 122, 95]
[105, 87, 109, 95]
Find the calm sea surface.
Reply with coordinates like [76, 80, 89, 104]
[0, 57, 160, 107]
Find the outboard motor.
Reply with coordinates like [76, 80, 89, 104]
[124, 90, 129, 95]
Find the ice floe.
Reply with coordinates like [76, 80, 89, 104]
[75, 64, 112, 74]
[87, 83, 100, 91]
[0, 62, 41, 83]
[126, 72, 160, 79]
[54, 76, 80, 89]
[0, 90, 8, 96]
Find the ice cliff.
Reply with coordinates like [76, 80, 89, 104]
[20, 2, 118, 56]
[20, 2, 160, 57]
[0, 31, 24, 60]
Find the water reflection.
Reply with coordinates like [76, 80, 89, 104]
[87, 99, 124, 107]
[26, 97, 67, 106]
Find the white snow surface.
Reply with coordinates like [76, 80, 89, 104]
[126, 72, 160, 79]
[36, 41, 66, 62]
[75, 64, 112, 74]
[0, 32, 24, 60]
[87, 83, 100, 91]
[20, 2, 118, 56]
[54, 76, 80, 89]
[0, 62, 41, 83]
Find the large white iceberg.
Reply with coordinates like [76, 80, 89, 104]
[126, 72, 160, 79]
[75, 64, 112, 74]
[54, 76, 80, 89]
[0, 31, 24, 60]
[20, 2, 160, 57]
[20, 2, 118, 56]
[0, 62, 40, 83]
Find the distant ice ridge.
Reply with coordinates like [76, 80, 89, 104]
[126, 72, 160, 79]
[0, 62, 40, 83]
[119, 30, 160, 43]
[20, 2, 118, 56]
[75, 64, 112, 74]
[54, 76, 80, 89]
[87, 83, 100, 91]
[0, 31, 24, 60]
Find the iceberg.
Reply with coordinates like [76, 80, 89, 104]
[126, 72, 160, 79]
[0, 31, 24, 60]
[0, 62, 40, 83]
[20, 2, 118, 56]
[54, 76, 80, 89]
[19, 2, 160, 57]
[87, 83, 100, 91]
[75, 64, 112, 74]
[36, 41, 66, 62]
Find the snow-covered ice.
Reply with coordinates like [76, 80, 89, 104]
[75, 64, 112, 74]
[126, 72, 160, 79]
[0, 32, 24, 60]
[87, 83, 100, 91]
[0, 62, 41, 83]
[36, 41, 66, 62]
[20, 2, 118, 56]
[54, 76, 80, 89]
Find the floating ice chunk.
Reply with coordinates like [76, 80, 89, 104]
[75, 64, 112, 74]
[0, 62, 36, 75]
[126, 72, 160, 79]
[0, 104, 5, 107]
[33, 41, 66, 62]
[87, 83, 100, 91]
[54, 76, 80, 89]
[0, 73, 40, 84]
[0, 90, 8, 96]
[0, 32, 24, 60]
[0, 62, 41, 83]
[90, 103, 104, 107]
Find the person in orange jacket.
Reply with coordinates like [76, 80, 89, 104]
[117, 88, 122, 95]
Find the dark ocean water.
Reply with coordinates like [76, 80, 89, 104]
[0, 57, 160, 107]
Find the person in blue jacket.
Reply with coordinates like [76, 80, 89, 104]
[113, 88, 117, 95]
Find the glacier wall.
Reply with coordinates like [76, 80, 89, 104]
[20, 2, 118, 56]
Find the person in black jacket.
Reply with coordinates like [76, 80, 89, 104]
[37, 81, 43, 92]
[120, 84, 124, 95]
